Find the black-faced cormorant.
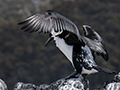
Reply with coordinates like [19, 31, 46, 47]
[18, 10, 116, 78]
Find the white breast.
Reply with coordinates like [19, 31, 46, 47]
[53, 37, 74, 66]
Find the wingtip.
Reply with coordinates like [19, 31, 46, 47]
[18, 22, 22, 25]
[101, 53, 109, 61]
[18, 21, 26, 25]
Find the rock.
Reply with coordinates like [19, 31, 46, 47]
[58, 78, 84, 90]
[14, 75, 87, 90]
[103, 82, 120, 90]
[102, 72, 120, 90]
[0, 79, 8, 90]
[113, 72, 120, 82]
[14, 82, 37, 90]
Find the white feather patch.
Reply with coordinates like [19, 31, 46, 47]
[54, 37, 74, 66]
[82, 67, 98, 75]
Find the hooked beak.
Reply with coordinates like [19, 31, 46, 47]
[44, 37, 54, 47]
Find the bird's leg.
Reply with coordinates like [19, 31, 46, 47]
[82, 74, 89, 90]
[65, 71, 78, 80]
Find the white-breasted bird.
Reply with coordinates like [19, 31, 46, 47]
[18, 10, 116, 78]
[82, 25, 109, 61]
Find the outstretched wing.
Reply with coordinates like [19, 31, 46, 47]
[82, 25, 109, 61]
[18, 10, 81, 38]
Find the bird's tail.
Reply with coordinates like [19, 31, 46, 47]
[93, 65, 117, 74]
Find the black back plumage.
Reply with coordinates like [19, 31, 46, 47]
[58, 31, 85, 46]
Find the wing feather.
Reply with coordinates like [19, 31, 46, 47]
[18, 10, 81, 38]
[82, 25, 109, 61]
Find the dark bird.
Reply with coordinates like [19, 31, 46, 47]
[82, 25, 109, 61]
[18, 10, 115, 78]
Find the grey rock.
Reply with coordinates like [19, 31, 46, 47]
[101, 72, 120, 90]
[14, 75, 86, 90]
[103, 82, 120, 90]
[0, 79, 8, 90]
